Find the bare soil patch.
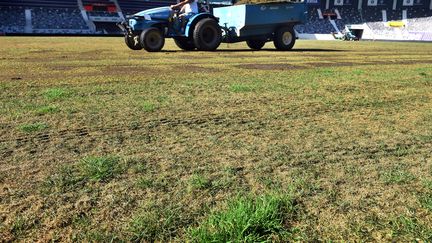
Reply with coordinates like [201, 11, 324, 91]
[236, 63, 304, 70]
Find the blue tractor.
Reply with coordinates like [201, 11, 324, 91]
[117, 0, 307, 52]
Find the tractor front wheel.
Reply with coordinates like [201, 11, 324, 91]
[246, 39, 266, 50]
[174, 37, 196, 51]
[140, 28, 165, 52]
[193, 18, 222, 51]
[273, 26, 296, 51]
[125, 34, 142, 50]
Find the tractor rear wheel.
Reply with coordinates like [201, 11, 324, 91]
[174, 37, 196, 51]
[125, 34, 142, 50]
[140, 28, 165, 52]
[273, 26, 296, 51]
[246, 39, 266, 50]
[193, 18, 221, 51]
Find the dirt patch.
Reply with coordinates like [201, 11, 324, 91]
[29, 49, 57, 54]
[237, 60, 432, 71]
[236, 63, 303, 70]
[373, 59, 432, 65]
[303, 62, 357, 68]
[175, 65, 221, 73]
[100, 65, 157, 76]
[50, 66, 77, 71]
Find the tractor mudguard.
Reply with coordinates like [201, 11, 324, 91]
[184, 13, 218, 38]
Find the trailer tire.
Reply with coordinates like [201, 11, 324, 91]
[140, 28, 165, 52]
[193, 18, 222, 51]
[246, 39, 266, 50]
[174, 37, 196, 51]
[273, 26, 296, 51]
[125, 35, 142, 50]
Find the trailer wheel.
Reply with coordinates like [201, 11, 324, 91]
[193, 18, 221, 51]
[246, 39, 266, 50]
[125, 35, 142, 50]
[174, 37, 196, 51]
[140, 28, 165, 52]
[273, 26, 296, 51]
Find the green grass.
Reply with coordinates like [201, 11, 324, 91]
[43, 88, 70, 101]
[79, 156, 121, 181]
[229, 83, 256, 93]
[189, 192, 299, 242]
[18, 122, 48, 133]
[35, 105, 60, 115]
[142, 101, 157, 112]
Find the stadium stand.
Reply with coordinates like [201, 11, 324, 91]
[0, 6, 26, 33]
[118, 0, 174, 15]
[0, 0, 431, 40]
[31, 7, 88, 30]
[0, 0, 76, 8]
[295, 7, 336, 34]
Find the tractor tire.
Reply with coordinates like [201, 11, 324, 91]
[273, 26, 296, 51]
[125, 35, 142, 50]
[140, 28, 165, 52]
[193, 18, 222, 51]
[246, 39, 266, 50]
[174, 37, 196, 51]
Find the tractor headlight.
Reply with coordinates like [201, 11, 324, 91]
[129, 19, 137, 27]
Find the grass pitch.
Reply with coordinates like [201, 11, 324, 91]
[0, 37, 432, 241]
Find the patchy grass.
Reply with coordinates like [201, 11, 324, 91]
[73, 230, 119, 242]
[188, 174, 212, 190]
[129, 203, 185, 242]
[10, 217, 27, 238]
[136, 177, 153, 189]
[419, 194, 432, 212]
[189, 192, 299, 242]
[380, 166, 415, 185]
[419, 180, 432, 212]
[41, 165, 83, 194]
[1, 37, 432, 241]
[389, 215, 432, 241]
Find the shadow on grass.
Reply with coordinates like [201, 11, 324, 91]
[163, 48, 346, 53]
[218, 48, 346, 52]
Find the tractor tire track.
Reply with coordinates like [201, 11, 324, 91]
[0, 110, 256, 146]
[0, 96, 413, 147]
